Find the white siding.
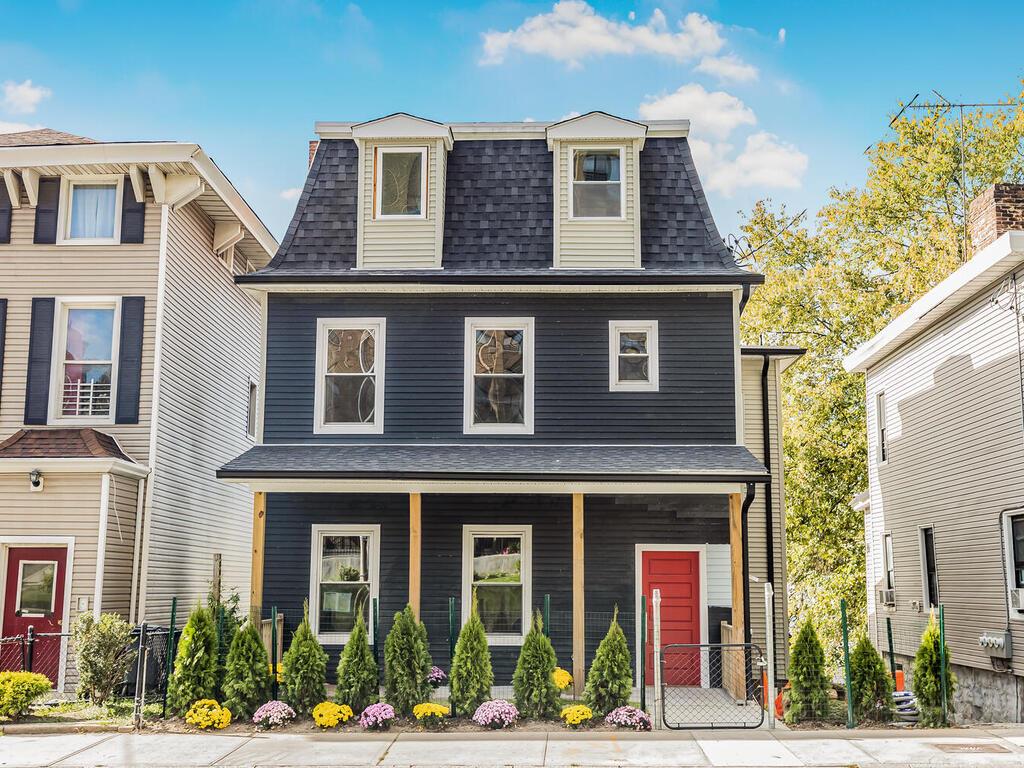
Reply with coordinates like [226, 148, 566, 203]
[100, 474, 140, 618]
[863, 501, 885, 645]
[865, 266, 1024, 671]
[707, 544, 732, 607]
[139, 202, 260, 623]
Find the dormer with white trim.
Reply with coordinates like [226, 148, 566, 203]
[352, 113, 454, 269]
[546, 112, 647, 269]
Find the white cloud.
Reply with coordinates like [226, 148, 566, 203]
[778, 27, 786, 44]
[639, 83, 755, 139]
[0, 121, 41, 134]
[691, 131, 807, 196]
[559, 110, 581, 121]
[279, 187, 303, 200]
[2, 80, 52, 114]
[523, 116, 537, 122]
[696, 54, 759, 83]
[480, 1, 724, 67]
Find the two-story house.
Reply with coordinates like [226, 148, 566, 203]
[218, 112, 798, 701]
[0, 128, 276, 690]
[846, 184, 1024, 722]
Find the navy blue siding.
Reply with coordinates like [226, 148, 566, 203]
[264, 293, 736, 444]
[24, 298, 55, 425]
[115, 296, 145, 424]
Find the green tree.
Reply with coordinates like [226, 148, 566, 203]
[739, 89, 1024, 666]
[449, 593, 493, 715]
[912, 612, 956, 727]
[281, 606, 328, 715]
[167, 604, 218, 716]
[208, 589, 242, 699]
[383, 605, 432, 716]
[222, 621, 272, 721]
[335, 612, 378, 713]
[583, 607, 632, 714]
[849, 634, 893, 722]
[512, 611, 560, 719]
[71, 612, 137, 706]
[785, 620, 830, 724]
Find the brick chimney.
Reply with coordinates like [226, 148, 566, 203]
[968, 183, 1024, 253]
[308, 140, 319, 168]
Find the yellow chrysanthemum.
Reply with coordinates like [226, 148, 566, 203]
[413, 702, 450, 720]
[312, 701, 353, 729]
[185, 699, 232, 730]
[552, 667, 574, 691]
[560, 704, 593, 728]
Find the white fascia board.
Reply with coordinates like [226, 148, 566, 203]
[0, 457, 151, 479]
[350, 113, 454, 150]
[220, 477, 746, 495]
[239, 282, 743, 295]
[844, 231, 1024, 373]
[316, 119, 688, 143]
[546, 111, 648, 149]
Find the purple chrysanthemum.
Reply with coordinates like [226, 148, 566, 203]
[359, 702, 396, 730]
[604, 706, 652, 731]
[428, 665, 448, 687]
[252, 700, 296, 730]
[472, 699, 519, 729]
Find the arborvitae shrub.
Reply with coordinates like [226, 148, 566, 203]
[208, 590, 242, 699]
[785, 619, 830, 724]
[512, 611, 560, 719]
[384, 605, 432, 716]
[584, 607, 632, 714]
[222, 621, 272, 720]
[449, 594, 493, 715]
[281, 605, 328, 715]
[849, 634, 893, 723]
[168, 604, 218, 716]
[335, 612, 379, 713]
[912, 612, 956, 727]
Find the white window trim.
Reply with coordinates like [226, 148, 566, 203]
[313, 317, 386, 435]
[48, 297, 122, 426]
[13, 559, 59, 617]
[608, 320, 659, 392]
[568, 145, 626, 221]
[1002, 511, 1024, 621]
[57, 174, 124, 246]
[246, 378, 258, 441]
[882, 531, 895, 591]
[461, 524, 532, 646]
[374, 145, 428, 220]
[876, 392, 888, 465]
[463, 317, 535, 435]
[308, 524, 381, 644]
[918, 525, 939, 609]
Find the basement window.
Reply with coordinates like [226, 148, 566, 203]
[462, 525, 532, 645]
[375, 146, 427, 218]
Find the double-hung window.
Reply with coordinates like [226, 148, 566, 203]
[876, 392, 888, 463]
[314, 318, 385, 434]
[464, 317, 534, 434]
[608, 320, 659, 391]
[570, 147, 623, 218]
[51, 299, 120, 422]
[883, 533, 895, 591]
[309, 525, 379, 643]
[1011, 516, 1024, 590]
[375, 146, 427, 218]
[58, 175, 123, 244]
[462, 525, 531, 645]
[919, 527, 939, 608]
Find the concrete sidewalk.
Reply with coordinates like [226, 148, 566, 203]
[5, 727, 1024, 767]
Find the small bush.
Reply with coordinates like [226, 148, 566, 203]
[252, 699, 296, 729]
[472, 699, 519, 729]
[0, 671, 51, 719]
[383, 605, 432, 716]
[334, 612, 378, 714]
[184, 699, 231, 730]
[584, 607, 632, 714]
[313, 701, 353, 728]
[512, 611, 560, 719]
[413, 702, 449, 729]
[449, 596, 493, 715]
[913, 612, 956, 727]
[560, 703, 593, 728]
[605, 705, 652, 731]
[849, 634, 893, 723]
[71, 612, 136, 706]
[168, 605, 218, 716]
[222, 621, 273, 721]
[281, 606, 328, 715]
[785, 619, 830, 724]
[359, 702, 395, 730]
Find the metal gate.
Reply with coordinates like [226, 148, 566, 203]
[659, 643, 766, 729]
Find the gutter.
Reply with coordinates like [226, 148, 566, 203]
[761, 355, 776, 617]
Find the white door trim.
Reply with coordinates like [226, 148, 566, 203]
[634, 543, 709, 688]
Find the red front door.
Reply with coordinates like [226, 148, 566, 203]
[2, 547, 67, 683]
[642, 549, 702, 685]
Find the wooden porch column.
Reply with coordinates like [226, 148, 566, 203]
[728, 492, 745, 641]
[250, 492, 266, 612]
[409, 492, 422, 618]
[572, 493, 585, 695]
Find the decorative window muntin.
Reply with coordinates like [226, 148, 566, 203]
[463, 317, 534, 434]
[375, 146, 427, 219]
[462, 525, 532, 645]
[314, 318, 386, 434]
[608, 320, 659, 391]
[310, 525, 380, 643]
[570, 147, 624, 219]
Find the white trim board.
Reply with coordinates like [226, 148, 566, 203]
[0, 458, 149, 479]
[220, 479, 748, 495]
[239, 283, 746, 296]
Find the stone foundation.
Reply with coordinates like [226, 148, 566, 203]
[895, 653, 1023, 723]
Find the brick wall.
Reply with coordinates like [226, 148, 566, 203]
[968, 183, 1024, 253]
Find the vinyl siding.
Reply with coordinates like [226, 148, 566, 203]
[0, 188, 160, 460]
[554, 140, 640, 269]
[864, 266, 1024, 672]
[263, 293, 736, 444]
[100, 474, 140, 618]
[358, 139, 443, 269]
[140, 202, 261, 623]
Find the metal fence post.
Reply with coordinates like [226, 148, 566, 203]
[640, 594, 647, 713]
[372, 598, 380, 679]
[652, 588, 662, 730]
[840, 599, 854, 729]
[163, 597, 177, 718]
[939, 604, 949, 725]
[133, 622, 147, 729]
[764, 582, 776, 730]
[886, 615, 896, 681]
[25, 625, 35, 672]
[543, 594, 550, 638]
[448, 596, 458, 716]
[270, 606, 279, 700]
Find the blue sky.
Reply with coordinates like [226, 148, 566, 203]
[1, 0, 1021, 243]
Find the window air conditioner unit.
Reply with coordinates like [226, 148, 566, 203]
[878, 588, 896, 607]
[1010, 588, 1024, 611]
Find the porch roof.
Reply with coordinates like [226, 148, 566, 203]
[217, 443, 769, 484]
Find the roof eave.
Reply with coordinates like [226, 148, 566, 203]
[235, 271, 765, 287]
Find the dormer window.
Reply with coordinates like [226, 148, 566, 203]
[375, 146, 427, 219]
[570, 148, 623, 219]
[58, 175, 123, 244]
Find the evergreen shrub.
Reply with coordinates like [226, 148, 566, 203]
[168, 604, 218, 716]
[335, 612, 379, 713]
[281, 605, 328, 715]
[222, 621, 272, 721]
[912, 612, 956, 727]
[849, 634, 893, 722]
[583, 607, 632, 714]
[512, 611, 559, 718]
[449, 595, 493, 715]
[384, 604, 432, 716]
[785, 619, 830, 724]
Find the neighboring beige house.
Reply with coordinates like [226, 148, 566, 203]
[845, 184, 1024, 722]
[0, 129, 276, 690]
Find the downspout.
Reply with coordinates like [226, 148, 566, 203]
[741, 481, 755, 646]
[761, 355, 776, 604]
[739, 283, 752, 314]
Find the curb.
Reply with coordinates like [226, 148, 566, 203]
[0, 722, 134, 735]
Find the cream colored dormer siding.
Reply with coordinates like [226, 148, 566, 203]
[553, 138, 642, 269]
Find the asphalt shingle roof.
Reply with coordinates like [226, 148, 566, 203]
[0, 428, 133, 461]
[0, 128, 97, 147]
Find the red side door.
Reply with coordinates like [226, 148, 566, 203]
[642, 549, 702, 685]
[2, 547, 67, 683]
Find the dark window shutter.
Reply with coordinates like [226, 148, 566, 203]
[115, 296, 145, 424]
[24, 297, 55, 425]
[0, 182, 11, 244]
[120, 176, 145, 244]
[33, 178, 60, 244]
[0, 299, 7, 406]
